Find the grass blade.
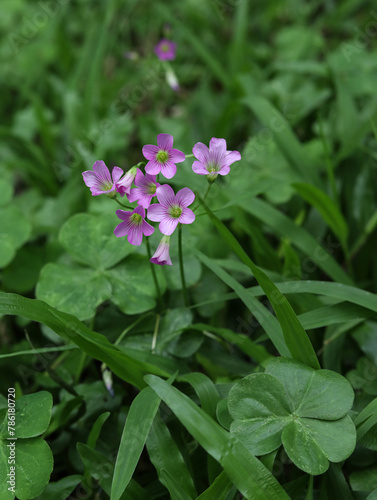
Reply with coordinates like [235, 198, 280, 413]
[147, 414, 196, 499]
[187, 323, 272, 364]
[145, 375, 290, 500]
[239, 197, 353, 285]
[178, 372, 220, 418]
[193, 249, 290, 358]
[198, 199, 320, 369]
[240, 84, 320, 186]
[195, 471, 233, 500]
[0, 292, 170, 388]
[293, 182, 348, 251]
[111, 387, 161, 500]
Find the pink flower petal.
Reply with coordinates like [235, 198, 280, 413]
[142, 220, 155, 237]
[170, 148, 185, 163]
[157, 133, 174, 151]
[93, 160, 112, 183]
[142, 144, 159, 161]
[134, 168, 146, 187]
[209, 137, 227, 156]
[128, 187, 142, 204]
[192, 161, 209, 175]
[192, 142, 210, 164]
[145, 159, 162, 175]
[179, 207, 195, 225]
[150, 237, 172, 265]
[111, 166, 124, 184]
[218, 165, 231, 176]
[159, 217, 179, 235]
[145, 173, 158, 185]
[156, 184, 175, 207]
[133, 205, 146, 218]
[222, 150, 241, 168]
[115, 210, 132, 221]
[114, 219, 132, 237]
[147, 204, 167, 222]
[82, 171, 100, 187]
[160, 160, 177, 179]
[176, 187, 195, 208]
[127, 225, 143, 246]
[138, 194, 153, 209]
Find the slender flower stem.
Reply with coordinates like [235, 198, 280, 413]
[178, 224, 189, 307]
[185, 153, 195, 158]
[114, 198, 133, 209]
[203, 182, 213, 202]
[193, 182, 213, 213]
[146, 237, 164, 310]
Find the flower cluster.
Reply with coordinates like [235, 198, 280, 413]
[82, 134, 241, 265]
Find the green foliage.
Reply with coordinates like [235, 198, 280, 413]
[36, 213, 166, 319]
[228, 358, 356, 475]
[0, 392, 53, 500]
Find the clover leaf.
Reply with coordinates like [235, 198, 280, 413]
[36, 213, 166, 319]
[0, 391, 53, 500]
[227, 357, 356, 475]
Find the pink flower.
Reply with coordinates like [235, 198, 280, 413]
[192, 138, 241, 181]
[82, 160, 124, 196]
[128, 169, 160, 208]
[114, 205, 154, 246]
[154, 39, 176, 61]
[143, 134, 185, 179]
[147, 184, 195, 235]
[116, 166, 137, 197]
[150, 235, 172, 266]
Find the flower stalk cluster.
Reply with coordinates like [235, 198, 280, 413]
[82, 133, 241, 303]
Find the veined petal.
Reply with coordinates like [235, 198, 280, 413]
[159, 217, 179, 235]
[93, 160, 112, 183]
[145, 159, 162, 175]
[133, 205, 146, 218]
[138, 194, 153, 209]
[147, 204, 167, 222]
[179, 207, 195, 225]
[82, 171, 100, 187]
[142, 220, 155, 237]
[209, 137, 227, 155]
[115, 209, 132, 221]
[111, 166, 124, 184]
[192, 142, 210, 164]
[156, 184, 175, 207]
[114, 219, 132, 237]
[128, 187, 143, 204]
[134, 168, 147, 187]
[223, 150, 241, 168]
[218, 165, 231, 176]
[127, 225, 143, 246]
[157, 133, 174, 151]
[160, 160, 177, 179]
[176, 187, 195, 208]
[192, 161, 209, 175]
[170, 148, 185, 163]
[142, 144, 159, 160]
